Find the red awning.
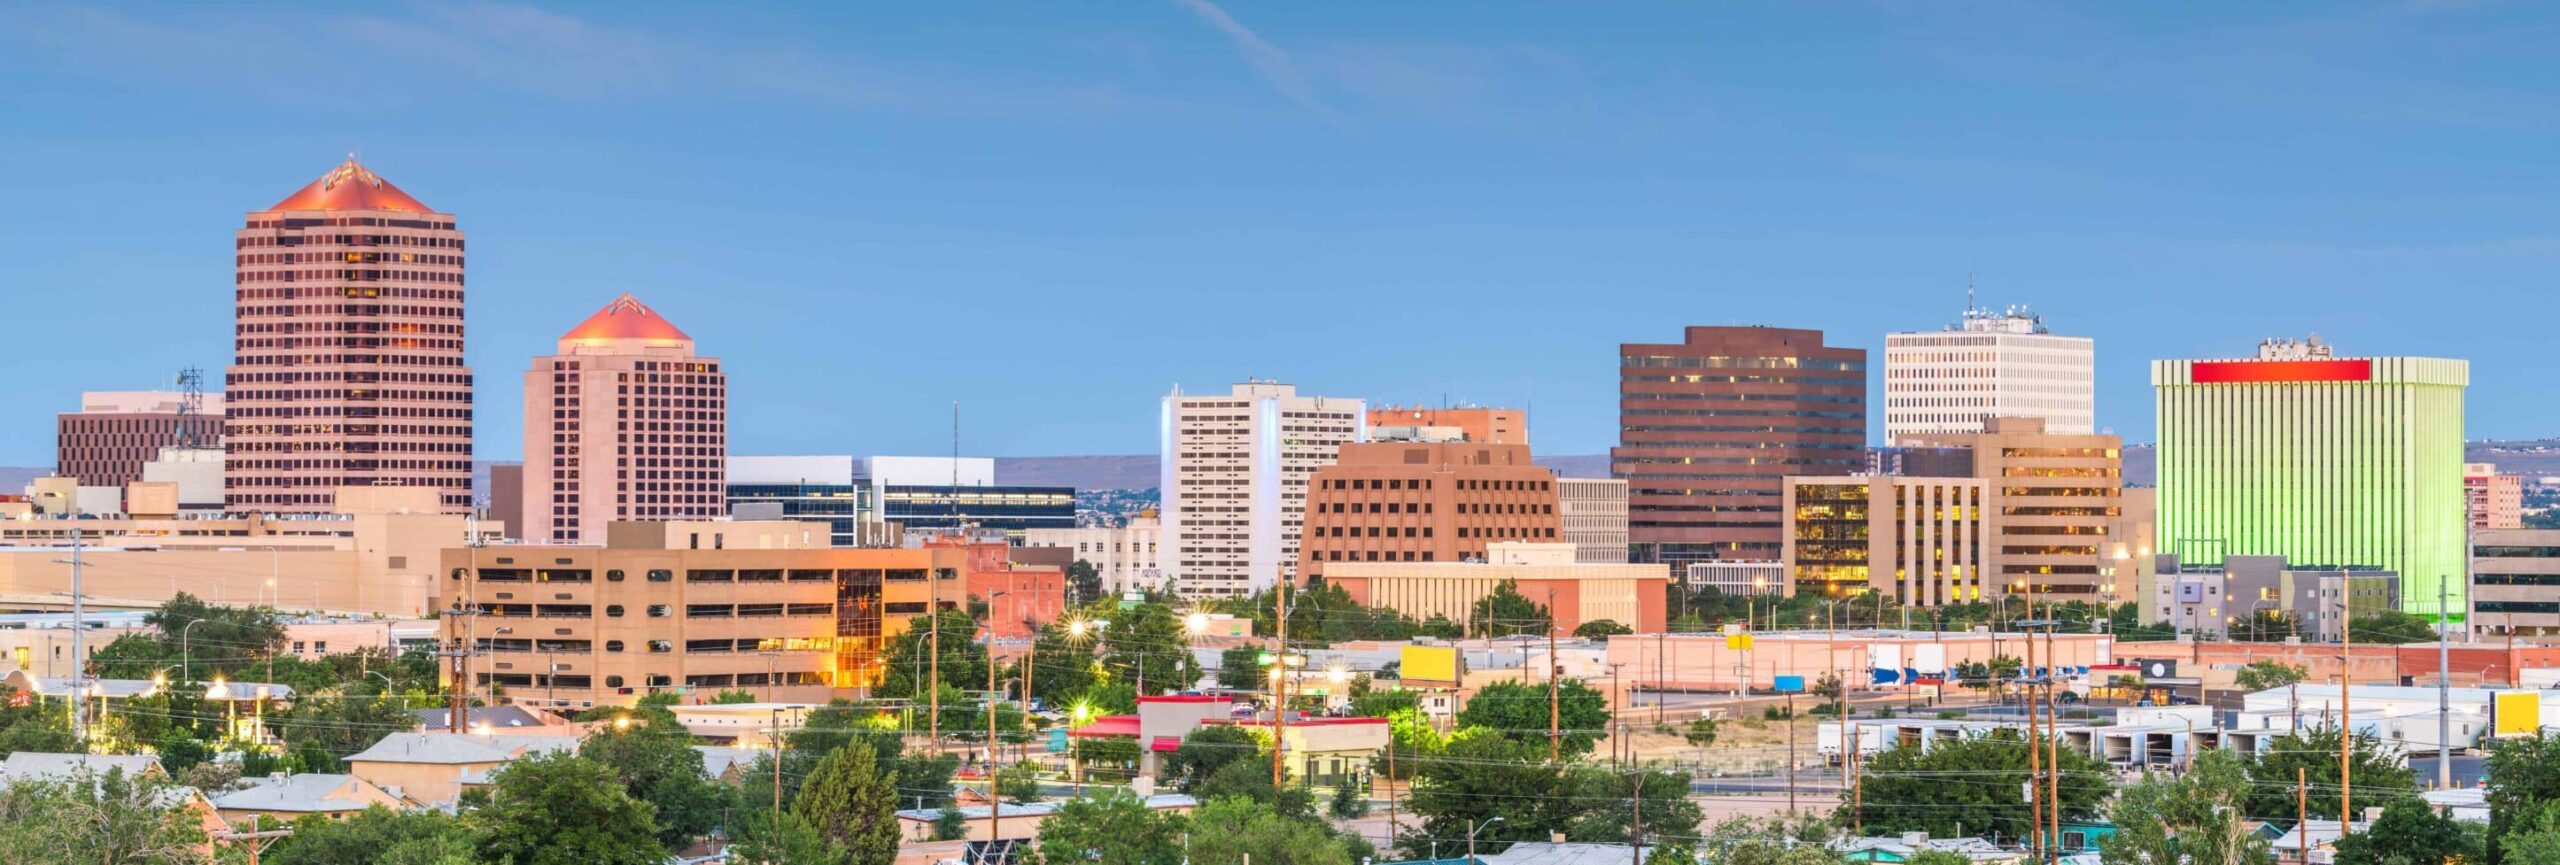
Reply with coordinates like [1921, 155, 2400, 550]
[1069, 715, 1141, 738]
[1149, 736, 1183, 753]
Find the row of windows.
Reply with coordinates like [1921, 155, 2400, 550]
[236, 286, 462, 302]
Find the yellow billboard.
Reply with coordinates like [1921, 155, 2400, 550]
[2496, 691, 2542, 738]
[1726, 633, 1754, 651]
[1400, 645, 1463, 688]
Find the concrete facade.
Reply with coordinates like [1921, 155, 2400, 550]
[1784, 475, 1989, 603]
[2468, 464, 2524, 531]
[439, 527, 962, 710]
[57, 391, 225, 487]
[227, 159, 473, 513]
[1363, 406, 1526, 445]
[522, 294, 727, 545]
[1159, 381, 1365, 597]
[2472, 529, 2560, 639]
[1557, 477, 1629, 564]
[1299, 441, 1562, 582]
[1615, 327, 1867, 566]
[1897, 416, 2132, 601]
[1326, 542, 1669, 634]
[1024, 515, 1164, 595]
[1883, 304, 2095, 442]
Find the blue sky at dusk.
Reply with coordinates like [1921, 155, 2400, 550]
[3, 2, 2553, 464]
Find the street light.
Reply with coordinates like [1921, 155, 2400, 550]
[1468, 815, 1505, 861]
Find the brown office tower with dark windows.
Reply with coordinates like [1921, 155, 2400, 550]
[1615, 326, 1866, 566]
[1300, 441, 1562, 582]
[228, 159, 473, 512]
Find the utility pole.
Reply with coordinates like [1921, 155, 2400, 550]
[2296, 767, 2309, 865]
[1786, 691, 1798, 814]
[1385, 738, 1399, 850]
[2024, 600, 2043, 862]
[1849, 717, 1862, 833]
[2046, 617, 2062, 862]
[2340, 601, 2354, 827]
[772, 707, 785, 814]
[68, 508, 85, 746]
[1273, 575, 1290, 787]
[1608, 662, 1626, 767]
[1630, 769, 1644, 865]
[1548, 590, 1560, 763]
[987, 594, 1005, 849]
[2438, 576, 2452, 790]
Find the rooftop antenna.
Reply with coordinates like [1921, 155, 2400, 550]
[174, 366, 207, 449]
[1965, 269, 1977, 315]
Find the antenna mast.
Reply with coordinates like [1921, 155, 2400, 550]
[174, 366, 207, 449]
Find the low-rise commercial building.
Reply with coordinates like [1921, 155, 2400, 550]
[2144, 555, 2398, 641]
[1687, 561, 1784, 597]
[1325, 542, 1668, 634]
[439, 521, 964, 710]
[1025, 513, 1164, 595]
[2472, 529, 2560, 640]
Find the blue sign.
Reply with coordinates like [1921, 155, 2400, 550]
[1774, 675, 1806, 693]
[1047, 727, 1069, 753]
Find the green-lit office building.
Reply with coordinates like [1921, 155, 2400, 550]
[2153, 339, 2467, 618]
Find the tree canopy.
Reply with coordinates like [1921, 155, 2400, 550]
[2101, 748, 2270, 865]
[467, 751, 666, 865]
[793, 741, 902, 864]
[1454, 678, 1611, 757]
[2241, 725, 2415, 822]
[1470, 580, 1554, 637]
[1851, 730, 2112, 842]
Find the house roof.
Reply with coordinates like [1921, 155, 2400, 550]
[0, 752, 163, 784]
[1480, 843, 1667, 864]
[697, 746, 761, 778]
[1836, 836, 2018, 863]
[2271, 820, 2370, 851]
[345, 732, 574, 766]
[3, 675, 163, 699]
[210, 774, 389, 813]
[265, 159, 437, 214]
[1069, 714, 1142, 738]
[410, 705, 554, 730]
[895, 794, 1196, 821]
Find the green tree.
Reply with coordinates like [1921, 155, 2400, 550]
[0, 699, 76, 757]
[2243, 725, 2415, 821]
[1469, 580, 1554, 637]
[1194, 759, 1317, 822]
[1684, 716, 1720, 749]
[1560, 764, 1702, 855]
[1400, 729, 1558, 858]
[2233, 660, 2307, 691]
[1347, 684, 1420, 719]
[1021, 622, 1099, 706]
[877, 609, 987, 700]
[272, 688, 416, 772]
[2331, 797, 2479, 865]
[2486, 732, 2560, 865]
[579, 712, 734, 849]
[468, 751, 666, 865]
[1852, 730, 2112, 841]
[1454, 678, 1610, 757]
[266, 806, 473, 865]
[1219, 645, 1269, 691]
[1066, 559, 1103, 603]
[729, 810, 838, 865]
[2101, 748, 2269, 865]
[932, 806, 970, 841]
[1572, 619, 1633, 638]
[793, 741, 901, 865]
[1186, 796, 1358, 865]
[1028, 790, 1187, 865]
[996, 759, 1042, 804]
[1375, 707, 1446, 781]
[0, 767, 214, 865]
[710, 689, 759, 704]
[2501, 800, 2560, 865]
[1164, 725, 1265, 791]
[1101, 602, 1202, 695]
[145, 592, 286, 679]
[2349, 610, 2441, 644]
[1328, 779, 1370, 819]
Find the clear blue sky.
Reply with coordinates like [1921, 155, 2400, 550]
[4, 2, 2552, 464]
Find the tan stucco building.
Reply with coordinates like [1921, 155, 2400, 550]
[1325, 542, 1669, 634]
[440, 522, 964, 710]
[521, 294, 727, 545]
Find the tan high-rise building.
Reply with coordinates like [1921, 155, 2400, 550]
[522, 295, 727, 545]
[228, 159, 473, 512]
[1159, 381, 1365, 597]
[2467, 463, 2524, 530]
[1299, 441, 1562, 582]
[1898, 416, 2128, 601]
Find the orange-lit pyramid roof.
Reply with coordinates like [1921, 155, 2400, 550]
[562, 294, 692, 345]
[266, 158, 437, 214]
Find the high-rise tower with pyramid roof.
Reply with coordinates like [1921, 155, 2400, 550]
[228, 158, 475, 512]
[522, 294, 727, 544]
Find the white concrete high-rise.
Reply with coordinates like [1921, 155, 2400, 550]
[1159, 381, 1365, 597]
[1558, 477, 1629, 564]
[1883, 301, 2095, 443]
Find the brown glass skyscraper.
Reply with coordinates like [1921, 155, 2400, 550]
[228, 159, 473, 512]
[1614, 326, 1866, 565]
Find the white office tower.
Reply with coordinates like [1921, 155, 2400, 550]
[1159, 381, 1366, 597]
[1884, 300, 2095, 443]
